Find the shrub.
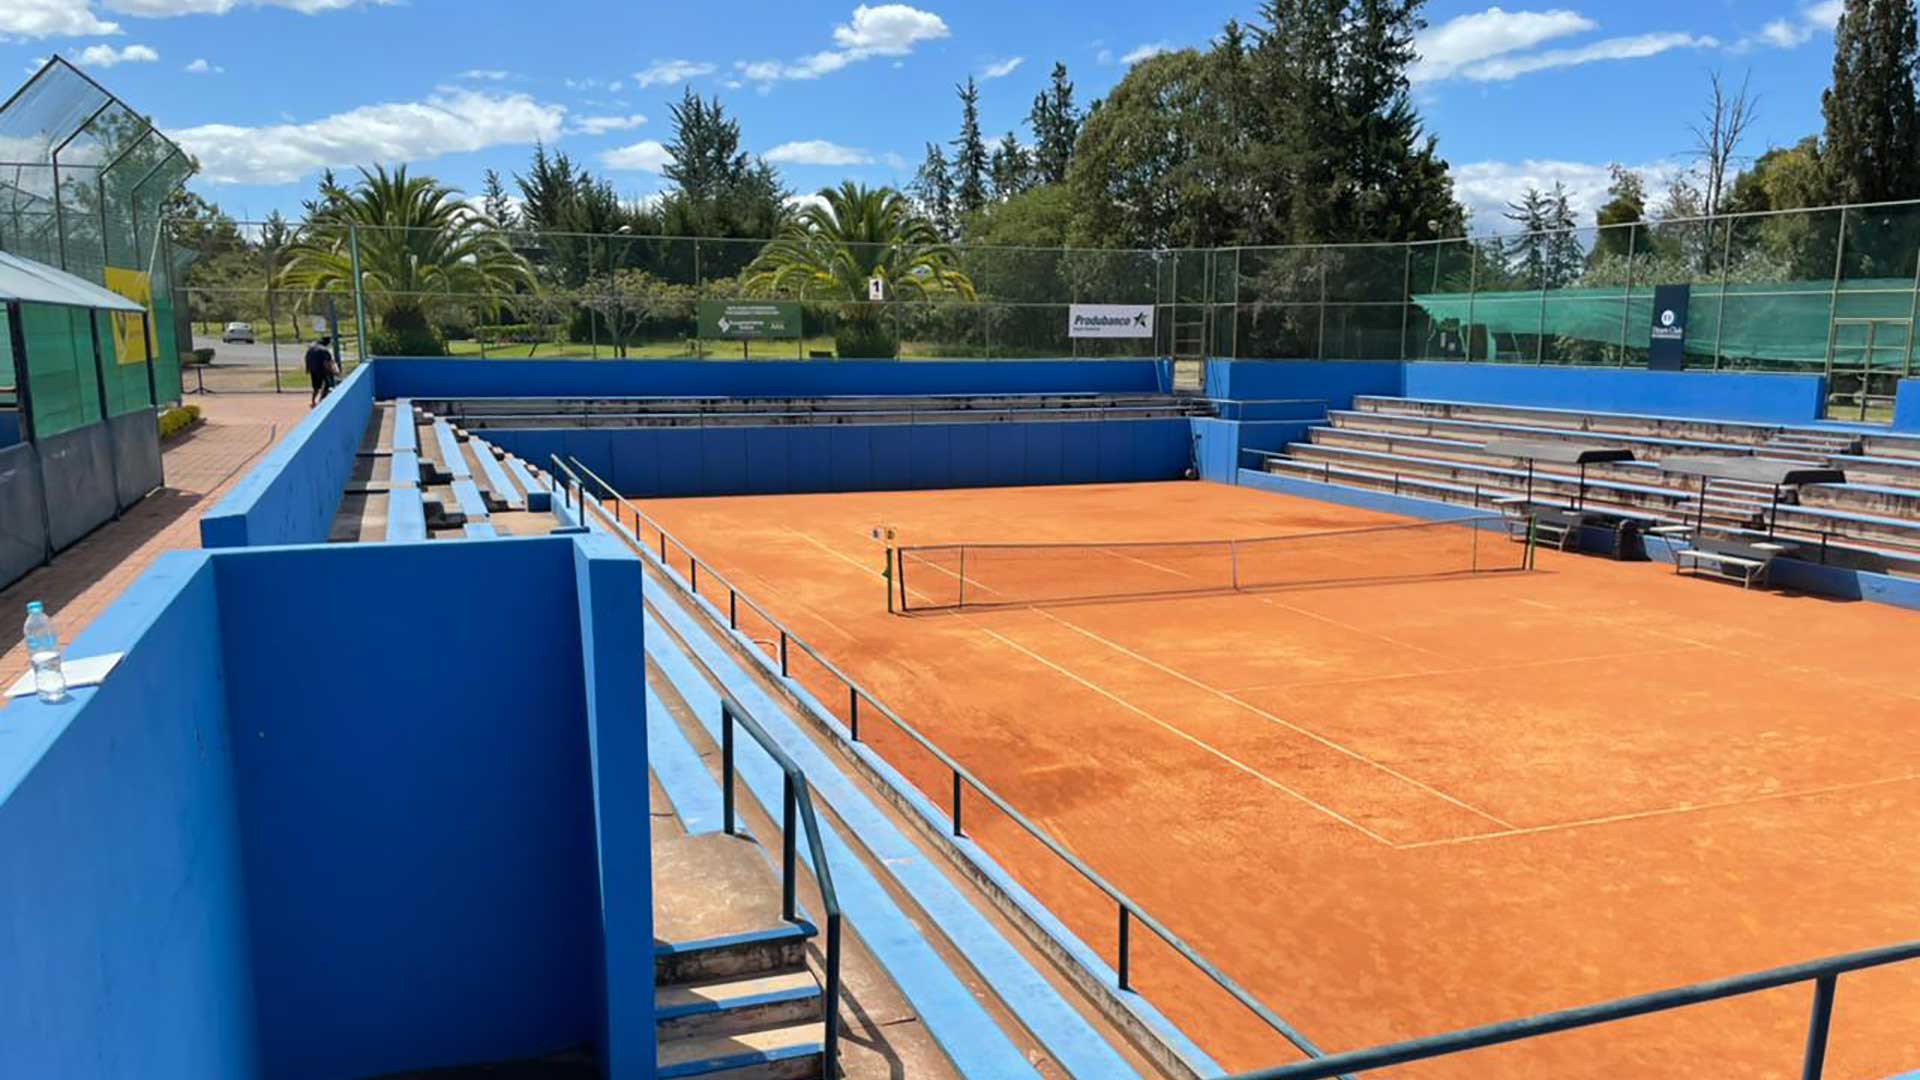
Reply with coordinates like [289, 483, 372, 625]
[833, 317, 898, 359]
[184, 347, 215, 366]
[157, 404, 202, 439]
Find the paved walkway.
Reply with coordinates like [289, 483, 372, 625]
[1, 393, 311, 689]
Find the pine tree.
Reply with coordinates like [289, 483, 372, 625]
[1503, 187, 1553, 286]
[1028, 62, 1080, 185]
[989, 133, 1034, 201]
[951, 77, 990, 217]
[480, 168, 517, 229]
[664, 88, 753, 205]
[1822, 0, 1920, 204]
[1542, 182, 1584, 287]
[911, 142, 956, 238]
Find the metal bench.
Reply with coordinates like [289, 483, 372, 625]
[1675, 537, 1785, 589]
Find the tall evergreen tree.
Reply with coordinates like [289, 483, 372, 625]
[989, 133, 1034, 202]
[1592, 164, 1646, 260]
[951, 77, 990, 217]
[1822, 0, 1920, 205]
[1028, 62, 1081, 185]
[480, 168, 517, 229]
[1503, 187, 1554, 286]
[910, 142, 956, 238]
[1541, 182, 1584, 287]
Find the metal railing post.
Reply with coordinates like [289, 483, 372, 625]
[849, 687, 860, 741]
[1118, 906, 1132, 990]
[1801, 975, 1838, 1080]
[721, 708, 737, 835]
[779, 630, 789, 676]
[951, 771, 964, 836]
[729, 589, 738, 629]
[781, 772, 797, 921]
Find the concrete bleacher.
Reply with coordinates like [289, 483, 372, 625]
[332, 399, 566, 543]
[1257, 394, 1920, 566]
[430, 391, 1214, 431]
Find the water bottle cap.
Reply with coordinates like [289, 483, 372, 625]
[26, 601, 43, 614]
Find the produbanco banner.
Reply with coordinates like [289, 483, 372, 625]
[699, 300, 802, 339]
[1068, 304, 1154, 339]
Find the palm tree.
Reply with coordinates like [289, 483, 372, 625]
[278, 165, 531, 355]
[742, 182, 974, 357]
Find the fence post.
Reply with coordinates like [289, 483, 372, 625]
[348, 222, 370, 365]
[721, 707, 736, 836]
[1801, 975, 1838, 1080]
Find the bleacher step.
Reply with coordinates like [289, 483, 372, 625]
[657, 970, 824, 1041]
[656, 1022, 825, 1080]
[656, 923, 816, 987]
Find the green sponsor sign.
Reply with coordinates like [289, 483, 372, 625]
[699, 300, 802, 339]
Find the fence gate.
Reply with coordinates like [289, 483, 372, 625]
[1823, 316, 1913, 422]
[1160, 249, 1211, 393]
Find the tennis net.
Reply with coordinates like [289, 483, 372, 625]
[894, 514, 1523, 612]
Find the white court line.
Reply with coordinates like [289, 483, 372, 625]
[975, 626, 1397, 847]
[1397, 771, 1920, 850]
[1031, 608, 1516, 830]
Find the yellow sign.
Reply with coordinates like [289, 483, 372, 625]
[103, 266, 152, 365]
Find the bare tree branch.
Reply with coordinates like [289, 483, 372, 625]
[1688, 70, 1759, 217]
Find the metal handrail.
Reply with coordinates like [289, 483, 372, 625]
[719, 697, 843, 1072]
[1226, 938, 1920, 1080]
[564, 455, 1339, 1070]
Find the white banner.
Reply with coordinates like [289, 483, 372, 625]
[1068, 304, 1155, 339]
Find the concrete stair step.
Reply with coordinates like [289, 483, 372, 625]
[657, 1022, 825, 1080]
[655, 923, 817, 986]
[657, 970, 824, 1041]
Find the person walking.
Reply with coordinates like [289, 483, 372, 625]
[305, 335, 336, 407]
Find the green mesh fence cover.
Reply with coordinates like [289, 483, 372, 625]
[20, 302, 101, 436]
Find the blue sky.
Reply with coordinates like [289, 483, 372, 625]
[2, 0, 1850, 232]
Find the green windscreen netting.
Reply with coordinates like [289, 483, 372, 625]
[20, 301, 101, 437]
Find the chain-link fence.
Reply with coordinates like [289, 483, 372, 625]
[163, 199, 1920, 401]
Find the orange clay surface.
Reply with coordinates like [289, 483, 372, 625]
[633, 480, 1920, 1079]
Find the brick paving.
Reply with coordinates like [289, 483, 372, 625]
[1, 392, 312, 688]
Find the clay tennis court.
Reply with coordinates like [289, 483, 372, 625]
[635, 480, 1920, 1078]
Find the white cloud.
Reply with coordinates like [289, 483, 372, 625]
[103, 0, 388, 13]
[1095, 47, 1113, 64]
[459, 68, 508, 81]
[184, 56, 222, 73]
[570, 113, 648, 135]
[764, 139, 874, 166]
[831, 3, 948, 54]
[1735, 1, 1844, 51]
[786, 192, 832, 214]
[980, 56, 1024, 80]
[1460, 31, 1717, 81]
[1120, 42, 1172, 64]
[602, 138, 672, 172]
[1411, 8, 1596, 81]
[634, 58, 716, 87]
[76, 42, 157, 67]
[176, 88, 565, 184]
[738, 3, 948, 87]
[1450, 158, 1687, 230]
[1, 0, 121, 38]
[881, 150, 907, 170]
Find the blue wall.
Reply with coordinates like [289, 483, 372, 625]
[0, 553, 261, 1080]
[374, 357, 1171, 400]
[0, 409, 19, 447]
[1203, 359, 1404, 409]
[201, 364, 374, 548]
[1, 534, 651, 1080]
[1401, 362, 1828, 424]
[489, 418, 1194, 498]
[1895, 378, 1920, 431]
[213, 538, 608, 1079]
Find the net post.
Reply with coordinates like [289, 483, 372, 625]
[1525, 515, 1538, 571]
[957, 547, 967, 609]
[1471, 517, 1480, 573]
[885, 546, 895, 614]
[1230, 539, 1240, 591]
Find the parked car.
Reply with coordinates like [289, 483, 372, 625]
[221, 321, 255, 344]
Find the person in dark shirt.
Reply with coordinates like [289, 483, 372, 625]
[305, 336, 336, 406]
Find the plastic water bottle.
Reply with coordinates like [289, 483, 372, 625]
[23, 602, 66, 703]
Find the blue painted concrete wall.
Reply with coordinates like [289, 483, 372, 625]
[0, 409, 20, 447]
[201, 364, 374, 548]
[213, 538, 608, 1080]
[1894, 378, 1920, 431]
[1203, 359, 1404, 409]
[374, 357, 1172, 400]
[1402, 362, 1827, 423]
[0, 553, 261, 1080]
[488, 418, 1194, 498]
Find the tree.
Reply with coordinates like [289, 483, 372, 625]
[1726, 138, 1825, 214]
[1503, 187, 1553, 286]
[1822, 0, 1920, 204]
[989, 133, 1034, 202]
[742, 182, 974, 358]
[279, 165, 532, 355]
[951, 77, 990, 218]
[910, 142, 956, 238]
[1592, 164, 1647, 260]
[1028, 62, 1080, 185]
[1689, 71, 1759, 217]
[480, 168, 517, 230]
[655, 87, 788, 249]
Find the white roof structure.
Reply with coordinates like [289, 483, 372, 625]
[0, 250, 145, 314]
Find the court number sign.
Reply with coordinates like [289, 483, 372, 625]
[700, 300, 803, 340]
[1068, 303, 1155, 339]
